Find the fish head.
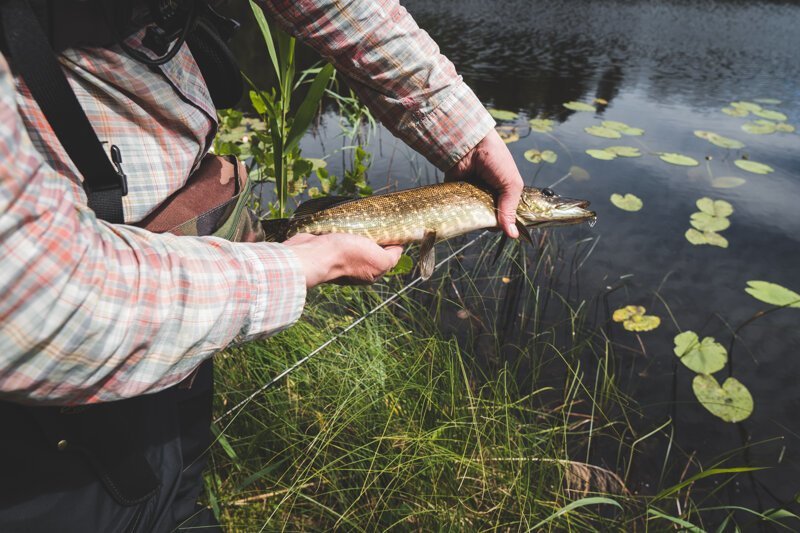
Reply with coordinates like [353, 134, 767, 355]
[516, 187, 596, 227]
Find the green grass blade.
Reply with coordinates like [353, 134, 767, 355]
[530, 497, 622, 529]
[285, 63, 335, 154]
[653, 466, 765, 501]
[647, 508, 704, 532]
[248, 1, 281, 83]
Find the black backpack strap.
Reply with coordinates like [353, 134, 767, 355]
[0, 0, 127, 223]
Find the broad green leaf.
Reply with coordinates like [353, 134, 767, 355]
[685, 229, 729, 248]
[488, 108, 519, 121]
[660, 153, 699, 166]
[612, 305, 660, 332]
[712, 177, 746, 189]
[776, 123, 796, 133]
[386, 254, 413, 276]
[602, 121, 644, 136]
[691, 212, 731, 232]
[541, 150, 558, 163]
[605, 146, 641, 157]
[610, 193, 643, 211]
[563, 101, 596, 112]
[529, 118, 554, 133]
[694, 130, 745, 149]
[305, 158, 327, 171]
[753, 109, 787, 122]
[569, 165, 591, 181]
[754, 98, 782, 105]
[285, 63, 335, 154]
[250, 1, 282, 83]
[731, 101, 762, 112]
[674, 331, 728, 374]
[524, 149, 558, 164]
[722, 106, 749, 117]
[742, 120, 777, 134]
[585, 126, 622, 139]
[586, 149, 616, 160]
[692, 375, 754, 423]
[744, 281, 800, 308]
[734, 160, 773, 174]
[495, 126, 520, 144]
[696, 197, 733, 217]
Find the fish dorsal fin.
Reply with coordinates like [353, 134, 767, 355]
[418, 230, 437, 280]
[292, 196, 355, 219]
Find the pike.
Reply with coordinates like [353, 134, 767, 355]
[262, 181, 596, 279]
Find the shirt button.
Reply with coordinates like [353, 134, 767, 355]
[57, 439, 68, 451]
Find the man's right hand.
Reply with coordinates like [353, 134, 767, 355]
[283, 233, 403, 288]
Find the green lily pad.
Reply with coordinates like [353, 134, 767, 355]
[711, 177, 746, 189]
[752, 109, 787, 122]
[696, 198, 733, 217]
[660, 153, 699, 166]
[744, 280, 800, 308]
[529, 118, 555, 133]
[734, 160, 773, 174]
[612, 305, 660, 332]
[610, 193, 643, 211]
[693, 130, 745, 149]
[563, 101, 596, 112]
[605, 146, 641, 158]
[754, 98, 781, 105]
[496, 126, 520, 144]
[585, 126, 623, 139]
[601, 121, 644, 136]
[742, 120, 777, 135]
[776, 123, 796, 133]
[488, 109, 519, 121]
[524, 149, 558, 164]
[722, 107, 749, 117]
[685, 229, 729, 248]
[691, 212, 731, 232]
[692, 374, 753, 423]
[674, 331, 728, 374]
[731, 101, 762, 112]
[569, 165, 591, 181]
[586, 149, 617, 160]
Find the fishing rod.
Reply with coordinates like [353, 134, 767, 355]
[213, 230, 490, 424]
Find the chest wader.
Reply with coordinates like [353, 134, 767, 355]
[0, 1, 256, 531]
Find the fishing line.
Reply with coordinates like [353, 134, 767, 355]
[214, 230, 489, 424]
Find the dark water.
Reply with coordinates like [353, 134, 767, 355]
[233, 0, 800, 518]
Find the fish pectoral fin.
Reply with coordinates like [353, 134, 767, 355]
[418, 230, 437, 280]
[515, 218, 534, 245]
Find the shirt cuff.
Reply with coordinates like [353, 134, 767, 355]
[236, 242, 307, 342]
[399, 81, 496, 171]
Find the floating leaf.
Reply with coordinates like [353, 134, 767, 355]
[659, 153, 699, 166]
[693, 130, 745, 149]
[722, 106, 749, 117]
[754, 98, 781, 105]
[741, 120, 777, 135]
[685, 229, 729, 248]
[730, 101, 762, 112]
[602, 120, 644, 136]
[612, 305, 661, 332]
[563, 101, 596, 112]
[734, 160, 773, 175]
[496, 126, 520, 144]
[744, 281, 800, 308]
[524, 149, 558, 164]
[586, 149, 617, 160]
[585, 126, 622, 139]
[529, 118, 554, 133]
[594, 98, 609, 105]
[610, 193, 643, 212]
[691, 212, 730, 232]
[711, 177, 746, 189]
[674, 331, 728, 374]
[776, 123, 796, 133]
[306, 158, 327, 171]
[696, 198, 733, 218]
[569, 165, 591, 181]
[692, 375, 753, 423]
[488, 109, 519, 121]
[752, 109, 787, 122]
[605, 146, 641, 158]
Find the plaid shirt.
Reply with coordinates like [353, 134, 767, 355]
[0, 0, 494, 404]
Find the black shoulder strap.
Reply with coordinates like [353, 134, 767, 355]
[0, 0, 127, 223]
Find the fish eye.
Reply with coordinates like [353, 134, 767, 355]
[541, 188, 555, 198]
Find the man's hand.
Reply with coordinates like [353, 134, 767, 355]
[445, 129, 524, 239]
[284, 233, 403, 288]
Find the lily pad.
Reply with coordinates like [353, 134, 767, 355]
[612, 305, 661, 332]
[529, 118, 555, 133]
[605, 146, 642, 157]
[776, 123, 796, 133]
[742, 120, 777, 135]
[674, 331, 728, 374]
[696, 198, 733, 218]
[586, 149, 617, 161]
[585, 126, 623, 139]
[659, 153, 699, 166]
[734, 160, 773, 175]
[744, 280, 800, 308]
[496, 126, 520, 144]
[730, 101, 762, 113]
[602, 120, 644, 136]
[693, 130, 745, 149]
[685, 229, 729, 248]
[691, 212, 730, 232]
[722, 107, 749, 117]
[711, 177, 746, 189]
[524, 149, 558, 164]
[488, 109, 519, 121]
[610, 193, 643, 212]
[563, 101, 596, 112]
[752, 109, 787, 122]
[692, 374, 753, 423]
[569, 165, 591, 181]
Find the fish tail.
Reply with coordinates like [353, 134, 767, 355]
[260, 218, 291, 242]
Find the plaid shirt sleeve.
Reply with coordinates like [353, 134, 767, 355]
[258, 0, 496, 171]
[0, 55, 306, 405]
